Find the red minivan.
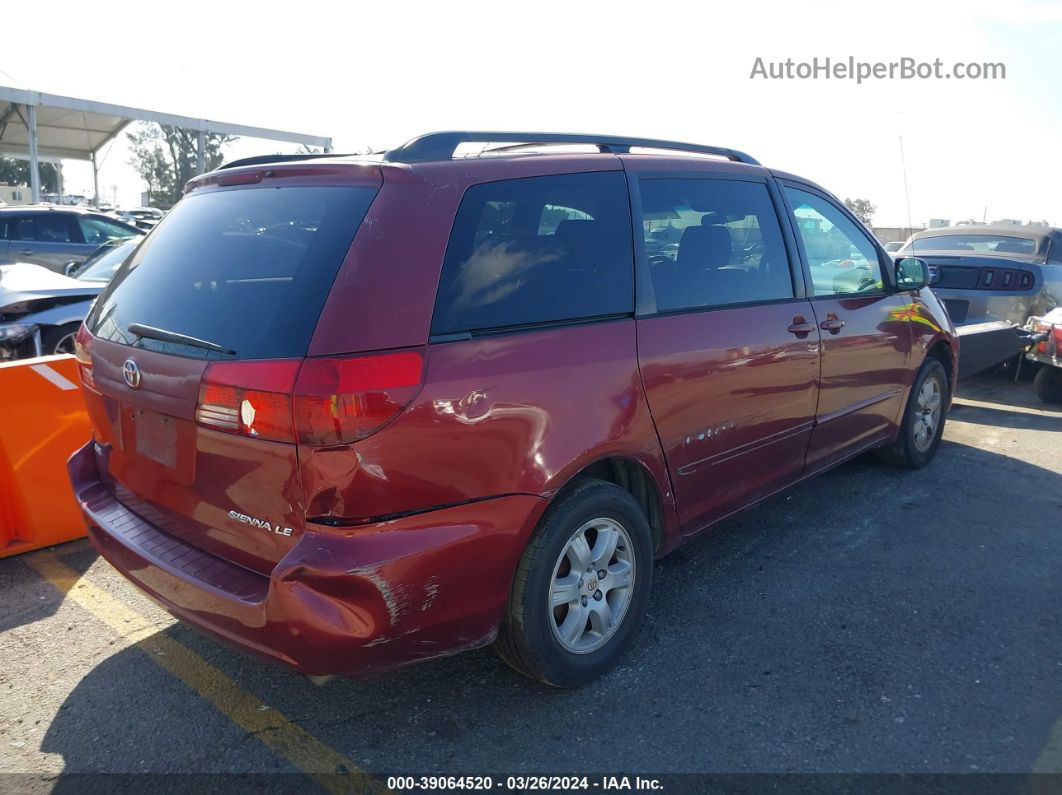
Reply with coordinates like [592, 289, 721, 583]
[70, 133, 957, 686]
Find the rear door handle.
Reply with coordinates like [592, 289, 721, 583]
[18, 249, 35, 255]
[819, 313, 845, 334]
[787, 315, 816, 337]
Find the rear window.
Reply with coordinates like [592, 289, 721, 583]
[909, 234, 1039, 256]
[431, 171, 633, 335]
[87, 185, 377, 359]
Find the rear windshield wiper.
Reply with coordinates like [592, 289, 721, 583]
[128, 323, 237, 356]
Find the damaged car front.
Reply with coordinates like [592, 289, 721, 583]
[0, 237, 138, 360]
[0, 263, 105, 360]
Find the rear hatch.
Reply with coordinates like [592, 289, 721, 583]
[77, 171, 380, 574]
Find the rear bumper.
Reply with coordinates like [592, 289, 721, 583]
[955, 321, 1026, 379]
[68, 441, 548, 677]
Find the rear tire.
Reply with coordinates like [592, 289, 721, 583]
[41, 322, 80, 356]
[1033, 366, 1062, 404]
[877, 358, 949, 469]
[495, 479, 653, 687]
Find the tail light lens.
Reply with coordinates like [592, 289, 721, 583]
[195, 351, 423, 446]
[196, 360, 301, 442]
[294, 352, 423, 446]
[1053, 326, 1062, 355]
[73, 324, 96, 390]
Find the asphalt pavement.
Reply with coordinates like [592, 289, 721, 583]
[1, 373, 1060, 790]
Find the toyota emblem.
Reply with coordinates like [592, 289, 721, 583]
[123, 359, 142, 389]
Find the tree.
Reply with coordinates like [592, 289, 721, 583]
[0, 156, 60, 195]
[127, 123, 235, 208]
[844, 198, 876, 226]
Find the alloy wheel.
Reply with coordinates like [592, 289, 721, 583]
[548, 517, 636, 654]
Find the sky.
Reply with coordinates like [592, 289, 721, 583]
[2, 0, 1060, 227]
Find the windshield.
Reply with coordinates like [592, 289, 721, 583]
[909, 234, 1039, 256]
[76, 238, 139, 282]
[86, 185, 378, 360]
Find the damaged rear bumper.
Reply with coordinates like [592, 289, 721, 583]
[68, 441, 548, 677]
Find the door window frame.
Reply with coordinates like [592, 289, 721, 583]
[629, 171, 808, 318]
[775, 179, 897, 299]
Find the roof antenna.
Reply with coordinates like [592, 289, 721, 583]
[898, 135, 914, 233]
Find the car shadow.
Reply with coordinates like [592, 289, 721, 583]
[38, 435, 1062, 777]
[950, 374, 1062, 432]
[947, 400, 1062, 433]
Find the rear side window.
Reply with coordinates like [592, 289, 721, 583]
[33, 215, 76, 242]
[7, 215, 76, 242]
[639, 178, 794, 312]
[87, 185, 378, 360]
[431, 171, 633, 335]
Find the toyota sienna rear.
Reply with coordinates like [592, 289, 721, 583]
[70, 132, 957, 686]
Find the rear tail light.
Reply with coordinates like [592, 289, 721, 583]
[196, 360, 301, 442]
[293, 352, 423, 446]
[73, 324, 96, 390]
[195, 351, 423, 446]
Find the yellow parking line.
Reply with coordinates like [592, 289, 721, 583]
[25, 552, 386, 794]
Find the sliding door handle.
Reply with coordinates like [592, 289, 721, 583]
[787, 315, 816, 337]
[819, 313, 845, 334]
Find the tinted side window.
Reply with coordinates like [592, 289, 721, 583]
[34, 215, 75, 243]
[639, 178, 793, 312]
[11, 217, 34, 241]
[1049, 241, 1062, 266]
[79, 216, 139, 245]
[784, 187, 884, 296]
[432, 172, 633, 335]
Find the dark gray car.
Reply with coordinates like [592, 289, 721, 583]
[901, 224, 1062, 376]
[0, 206, 141, 273]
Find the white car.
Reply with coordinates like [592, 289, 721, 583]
[0, 237, 137, 359]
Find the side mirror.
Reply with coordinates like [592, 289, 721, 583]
[64, 261, 80, 277]
[895, 257, 929, 291]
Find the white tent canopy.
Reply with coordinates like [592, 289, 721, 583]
[0, 86, 333, 203]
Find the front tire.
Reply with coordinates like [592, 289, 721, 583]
[878, 358, 949, 469]
[41, 322, 80, 356]
[495, 479, 653, 687]
[1033, 366, 1062, 404]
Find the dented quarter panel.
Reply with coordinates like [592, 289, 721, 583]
[298, 319, 681, 549]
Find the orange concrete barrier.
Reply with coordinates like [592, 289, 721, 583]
[0, 354, 91, 558]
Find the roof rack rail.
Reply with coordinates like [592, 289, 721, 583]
[383, 132, 760, 166]
[217, 152, 349, 171]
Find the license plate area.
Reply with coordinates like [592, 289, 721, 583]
[132, 407, 178, 468]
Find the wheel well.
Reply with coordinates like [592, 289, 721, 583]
[927, 340, 954, 383]
[562, 458, 665, 553]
